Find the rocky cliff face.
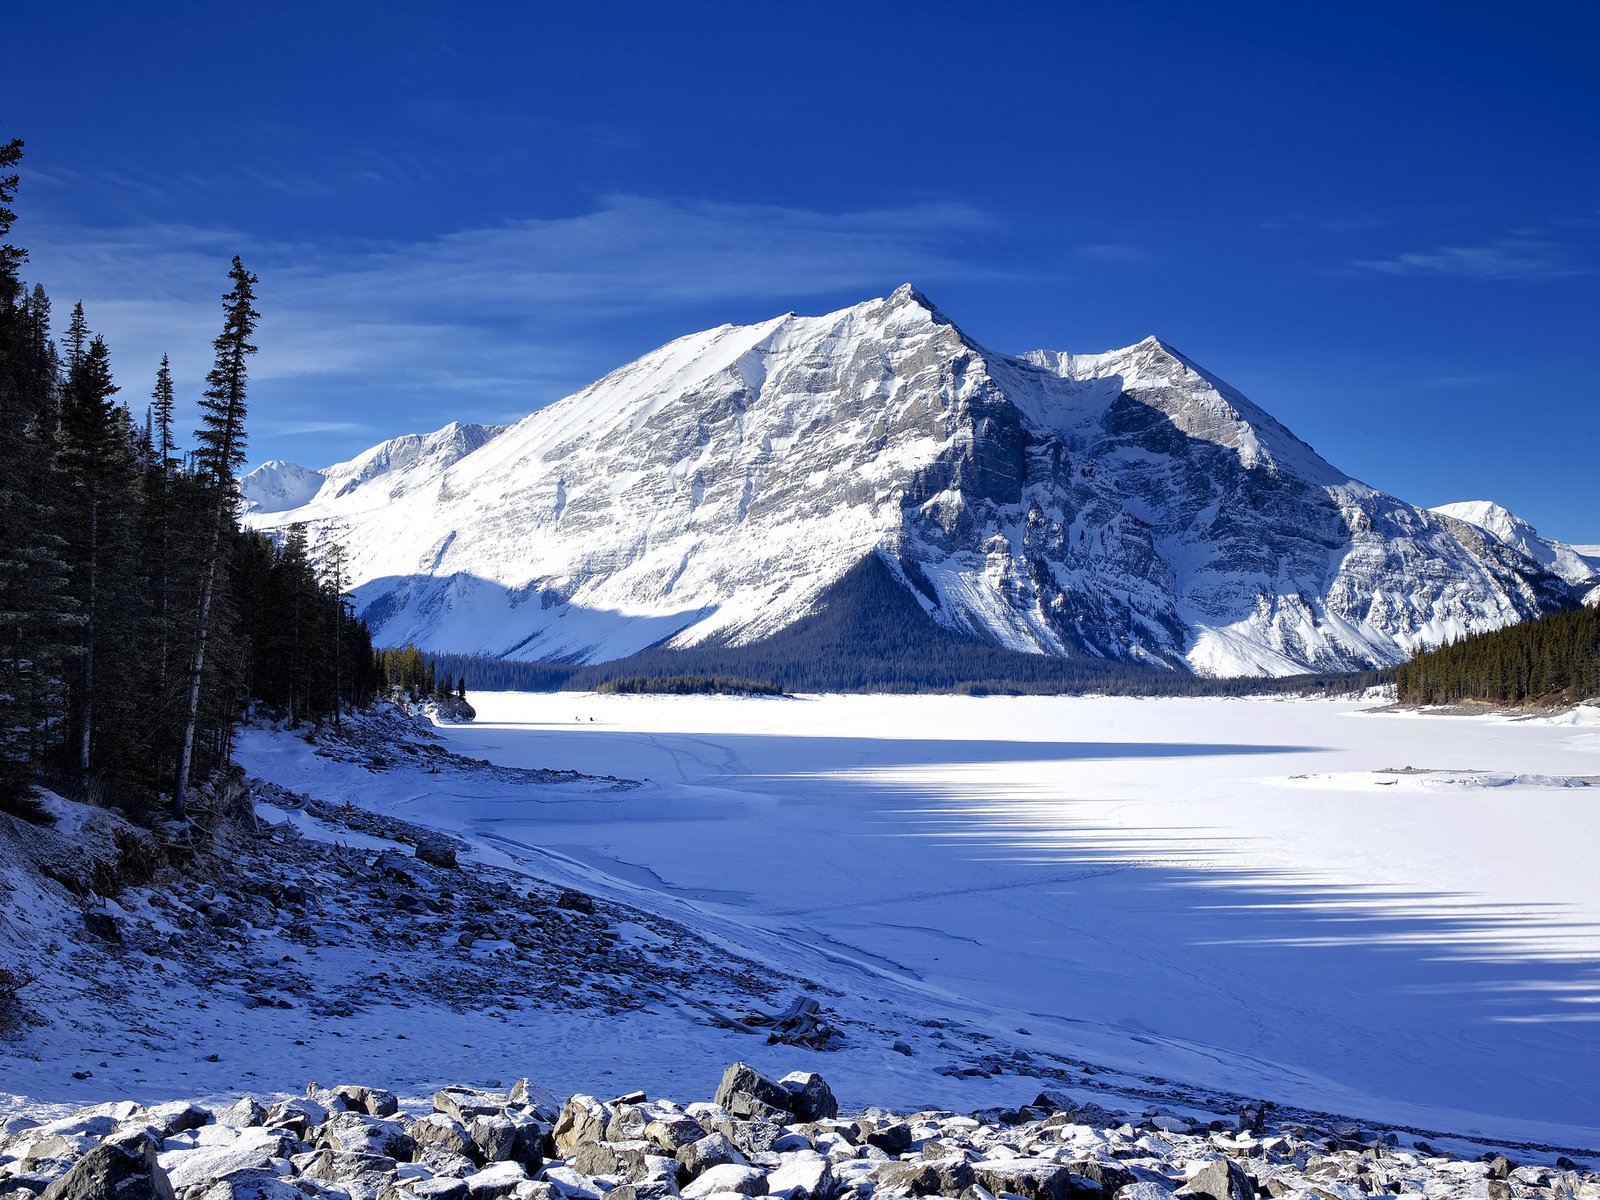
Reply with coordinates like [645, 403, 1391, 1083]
[1431, 500, 1600, 607]
[244, 286, 1574, 677]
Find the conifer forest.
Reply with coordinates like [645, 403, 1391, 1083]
[0, 135, 381, 820]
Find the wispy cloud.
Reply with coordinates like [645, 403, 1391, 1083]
[19, 194, 1001, 455]
[1353, 232, 1589, 281]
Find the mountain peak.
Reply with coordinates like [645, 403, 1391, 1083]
[884, 282, 948, 322]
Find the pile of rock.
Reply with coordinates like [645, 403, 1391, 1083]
[4, 1064, 1595, 1200]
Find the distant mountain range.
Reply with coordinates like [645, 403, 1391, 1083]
[243, 285, 1591, 680]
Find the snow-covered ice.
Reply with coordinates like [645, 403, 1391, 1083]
[237, 693, 1600, 1146]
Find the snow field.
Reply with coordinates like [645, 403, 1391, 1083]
[415, 693, 1600, 1145]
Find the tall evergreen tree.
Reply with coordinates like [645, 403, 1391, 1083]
[173, 257, 257, 818]
[0, 136, 78, 813]
[56, 330, 129, 787]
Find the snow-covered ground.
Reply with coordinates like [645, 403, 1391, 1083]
[238, 693, 1600, 1147]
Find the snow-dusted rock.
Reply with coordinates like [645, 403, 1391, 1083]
[679, 1164, 766, 1200]
[762, 1151, 833, 1200]
[462, 1162, 526, 1200]
[38, 1137, 175, 1200]
[775, 1078, 835, 1125]
[550, 1100, 611, 1159]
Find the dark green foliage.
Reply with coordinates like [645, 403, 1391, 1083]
[597, 674, 784, 696]
[1397, 605, 1600, 707]
[0, 137, 376, 816]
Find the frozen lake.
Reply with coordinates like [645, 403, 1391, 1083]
[426, 692, 1600, 1143]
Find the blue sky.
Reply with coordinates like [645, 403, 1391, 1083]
[7, 1, 1597, 540]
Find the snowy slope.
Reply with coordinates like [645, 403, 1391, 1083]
[1432, 500, 1599, 605]
[239, 460, 325, 513]
[242, 421, 509, 517]
[246, 287, 1572, 676]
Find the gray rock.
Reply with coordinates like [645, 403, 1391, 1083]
[644, 1119, 704, 1156]
[605, 1184, 680, 1200]
[413, 836, 458, 870]
[1065, 1164, 1134, 1194]
[407, 1116, 473, 1162]
[855, 1121, 911, 1156]
[331, 1090, 399, 1121]
[712, 1067, 792, 1124]
[873, 1159, 976, 1198]
[263, 1102, 329, 1141]
[189, 1170, 304, 1200]
[315, 1114, 414, 1162]
[605, 1109, 650, 1145]
[292, 1148, 400, 1200]
[131, 1106, 210, 1142]
[1177, 1160, 1254, 1200]
[379, 1183, 469, 1200]
[433, 1092, 508, 1128]
[216, 1101, 269, 1131]
[973, 1159, 1095, 1200]
[550, 1099, 611, 1158]
[680, 1165, 766, 1200]
[764, 1152, 834, 1200]
[676, 1133, 745, 1177]
[39, 1138, 176, 1200]
[463, 1164, 526, 1200]
[776, 1077, 836, 1124]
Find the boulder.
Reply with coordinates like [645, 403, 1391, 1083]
[262, 1101, 328, 1140]
[379, 1183, 468, 1200]
[872, 1159, 976, 1197]
[680, 1165, 767, 1200]
[554, 892, 595, 915]
[433, 1091, 509, 1127]
[332, 1089, 400, 1120]
[551, 1099, 612, 1158]
[1178, 1160, 1254, 1200]
[1064, 1163, 1134, 1194]
[855, 1121, 911, 1156]
[777, 1077, 836, 1125]
[712, 1067, 792, 1124]
[413, 836, 458, 870]
[463, 1163, 527, 1200]
[605, 1185, 680, 1200]
[764, 1152, 835, 1200]
[973, 1159, 1094, 1200]
[39, 1138, 176, 1200]
[644, 1118, 704, 1156]
[569, 1141, 652, 1180]
[188, 1170, 303, 1200]
[408, 1116, 473, 1161]
[216, 1101, 268, 1131]
[676, 1133, 745, 1177]
[131, 1105, 210, 1141]
[315, 1113, 414, 1161]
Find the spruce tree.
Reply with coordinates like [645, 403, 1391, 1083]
[0, 136, 78, 813]
[174, 257, 257, 818]
[56, 331, 129, 787]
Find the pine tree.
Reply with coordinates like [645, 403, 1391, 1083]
[0, 136, 79, 813]
[56, 330, 129, 787]
[174, 257, 257, 819]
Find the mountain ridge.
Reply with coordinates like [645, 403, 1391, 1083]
[244, 286, 1579, 678]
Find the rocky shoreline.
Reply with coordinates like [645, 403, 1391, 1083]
[6, 1064, 1596, 1200]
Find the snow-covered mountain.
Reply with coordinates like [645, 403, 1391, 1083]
[1430, 500, 1599, 606]
[242, 421, 509, 515]
[244, 285, 1576, 677]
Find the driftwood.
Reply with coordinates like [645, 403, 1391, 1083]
[743, 995, 842, 1050]
[684, 994, 842, 1049]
